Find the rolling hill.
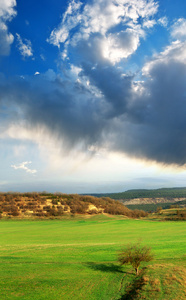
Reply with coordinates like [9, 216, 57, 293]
[92, 187, 186, 200]
[0, 192, 147, 219]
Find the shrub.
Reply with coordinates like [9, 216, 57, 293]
[52, 199, 58, 205]
[118, 242, 153, 275]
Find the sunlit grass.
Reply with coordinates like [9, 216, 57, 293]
[0, 216, 185, 299]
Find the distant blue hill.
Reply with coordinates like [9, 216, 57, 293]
[91, 187, 186, 200]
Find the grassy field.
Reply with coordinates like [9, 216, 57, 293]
[0, 215, 185, 299]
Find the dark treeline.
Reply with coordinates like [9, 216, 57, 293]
[92, 187, 186, 200]
[0, 192, 148, 218]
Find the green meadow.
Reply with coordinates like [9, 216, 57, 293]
[0, 215, 185, 299]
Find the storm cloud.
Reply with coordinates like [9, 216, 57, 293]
[1, 0, 186, 166]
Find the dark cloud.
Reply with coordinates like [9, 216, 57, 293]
[1, 6, 186, 167]
[0, 73, 108, 151]
[110, 59, 186, 165]
[81, 63, 133, 118]
[1, 53, 186, 166]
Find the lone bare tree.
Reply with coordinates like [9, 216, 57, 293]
[118, 243, 153, 275]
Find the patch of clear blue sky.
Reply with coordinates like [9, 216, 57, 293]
[159, 0, 186, 19]
[3, 0, 67, 77]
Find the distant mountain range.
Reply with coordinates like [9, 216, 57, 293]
[91, 187, 186, 200]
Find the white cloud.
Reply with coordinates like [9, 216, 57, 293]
[0, 0, 16, 20]
[171, 18, 186, 40]
[143, 19, 156, 28]
[16, 33, 33, 57]
[34, 71, 40, 75]
[48, 0, 158, 63]
[48, 0, 82, 47]
[11, 161, 37, 174]
[70, 64, 82, 77]
[142, 40, 186, 76]
[102, 28, 143, 63]
[143, 19, 186, 68]
[0, 0, 17, 55]
[158, 16, 168, 27]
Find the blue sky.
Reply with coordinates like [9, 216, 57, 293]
[0, 0, 186, 193]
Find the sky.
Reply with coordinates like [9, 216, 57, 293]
[0, 0, 186, 193]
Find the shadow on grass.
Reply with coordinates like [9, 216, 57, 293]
[0, 256, 23, 260]
[85, 262, 125, 273]
[85, 262, 148, 299]
[119, 269, 147, 300]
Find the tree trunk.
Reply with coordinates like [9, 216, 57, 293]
[135, 268, 139, 276]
